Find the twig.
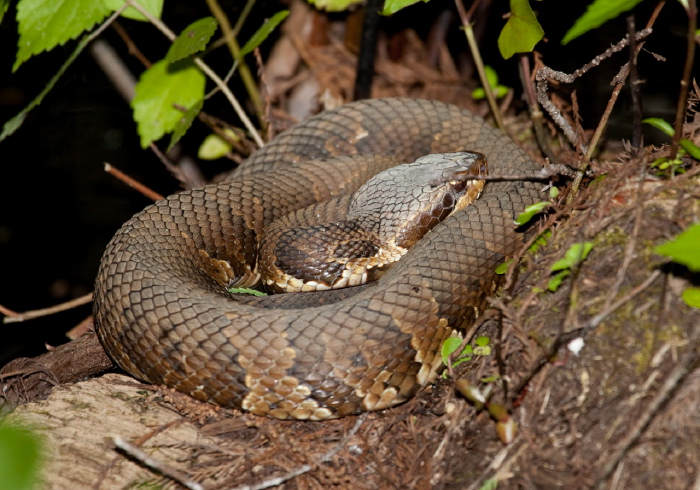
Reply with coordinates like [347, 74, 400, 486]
[113, 437, 203, 490]
[124, 0, 264, 148]
[536, 28, 653, 151]
[626, 15, 643, 150]
[103, 163, 164, 201]
[230, 415, 367, 490]
[454, 0, 504, 130]
[204, 0, 264, 125]
[669, 0, 697, 157]
[593, 319, 700, 487]
[2, 293, 93, 324]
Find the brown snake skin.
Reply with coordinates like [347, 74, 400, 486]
[94, 98, 545, 420]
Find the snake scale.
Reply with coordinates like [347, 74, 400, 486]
[94, 98, 545, 420]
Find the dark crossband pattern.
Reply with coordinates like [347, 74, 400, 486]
[94, 98, 545, 420]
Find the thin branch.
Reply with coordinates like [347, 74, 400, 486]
[669, 0, 697, 156]
[2, 293, 93, 324]
[103, 163, 164, 201]
[230, 415, 366, 490]
[453, 0, 504, 130]
[113, 437, 203, 490]
[124, 0, 264, 148]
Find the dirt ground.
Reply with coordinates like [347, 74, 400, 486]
[2, 2, 700, 489]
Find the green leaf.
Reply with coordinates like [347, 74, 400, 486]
[2, 30, 93, 142]
[549, 186, 560, 199]
[168, 99, 203, 152]
[495, 260, 512, 275]
[14, 0, 112, 71]
[102, 0, 163, 21]
[682, 288, 700, 308]
[498, 0, 544, 59]
[307, 0, 361, 11]
[550, 242, 593, 272]
[132, 59, 205, 148]
[515, 201, 549, 226]
[643, 117, 675, 137]
[228, 287, 267, 296]
[166, 17, 218, 63]
[562, 0, 644, 45]
[528, 229, 552, 253]
[197, 131, 234, 160]
[238, 10, 289, 59]
[472, 66, 509, 100]
[475, 336, 490, 347]
[0, 424, 42, 490]
[382, 0, 429, 15]
[655, 223, 700, 272]
[547, 270, 569, 292]
[0, 0, 10, 25]
[679, 139, 700, 160]
[441, 337, 463, 363]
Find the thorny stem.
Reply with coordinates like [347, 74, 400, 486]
[453, 0, 505, 131]
[669, 0, 697, 157]
[124, 0, 264, 147]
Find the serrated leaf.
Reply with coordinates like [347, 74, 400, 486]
[498, 0, 544, 59]
[515, 201, 549, 226]
[103, 0, 163, 21]
[382, 0, 429, 15]
[0, 424, 42, 490]
[166, 17, 217, 63]
[14, 0, 112, 71]
[238, 10, 289, 59]
[682, 288, 700, 308]
[168, 98, 203, 151]
[308, 0, 363, 11]
[132, 59, 205, 148]
[655, 223, 700, 272]
[562, 0, 644, 45]
[550, 242, 593, 272]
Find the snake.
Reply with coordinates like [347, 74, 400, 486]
[94, 98, 545, 420]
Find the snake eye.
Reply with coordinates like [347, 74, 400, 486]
[449, 180, 467, 192]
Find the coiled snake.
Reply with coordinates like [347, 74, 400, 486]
[94, 98, 544, 420]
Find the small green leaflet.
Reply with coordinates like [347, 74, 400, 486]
[238, 10, 289, 59]
[472, 66, 509, 100]
[14, 0, 112, 71]
[131, 59, 205, 148]
[515, 201, 549, 226]
[228, 287, 267, 296]
[307, 0, 362, 11]
[644, 118, 700, 160]
[655, 223, 700, 272]
[382, 0, 430, 15]
[166, 17, 218, 63]
[498, 0, 544, 59]
[197, 130, 239, 160]
[103, 0, 163, 21]
[495, 260, 512, 275]
[550, 242, 593, 272]
[562, 0, 643, 45]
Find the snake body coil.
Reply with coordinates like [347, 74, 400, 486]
[94, 98, 544, 420]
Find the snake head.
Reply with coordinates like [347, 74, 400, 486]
[349, 151, 488, 250]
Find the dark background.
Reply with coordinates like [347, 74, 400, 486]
[0, 0, 692, 364]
